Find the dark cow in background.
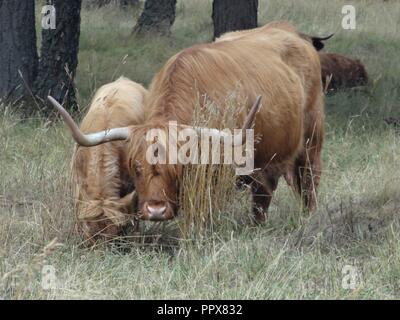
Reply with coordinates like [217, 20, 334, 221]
[320, 52, 368, 92]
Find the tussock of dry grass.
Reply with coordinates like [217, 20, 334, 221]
[179, 95, 255, 238]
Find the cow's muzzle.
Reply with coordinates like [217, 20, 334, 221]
[140, 201, 175, 221]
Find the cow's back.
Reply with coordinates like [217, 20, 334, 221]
[146, 27, 322, 172]
[81, 77, 146, 132]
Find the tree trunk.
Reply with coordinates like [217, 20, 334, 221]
[86, 0, 139, 8]
[34, 0, 82, 115]
[212, 0, 258, 39]
[119, 0, 139, 7]
[0, 1, 38, 105]
[133, 0, 177, 36]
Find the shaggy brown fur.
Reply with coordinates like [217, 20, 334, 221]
[216, 20, 333, 51]
[72, 77, 147, 244]
[126, 21, 325, 222]
[319, 52, 368, 92]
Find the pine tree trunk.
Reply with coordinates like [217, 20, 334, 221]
[86, 0, 139, 7]
[0, 1, 38, 105]
[212, 0, 258, 39]
[119, 0, 139, 7]
[34, 0, 82, 115]
[133, 0, 177, 36]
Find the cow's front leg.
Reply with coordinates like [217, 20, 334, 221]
[238, 172, 279, 223]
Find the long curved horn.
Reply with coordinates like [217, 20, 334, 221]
[314, 33, 335, 41]
[233, 95, 262, 146]
[191, 95, 262, 146]
[48, 96, 130, 147]
[241, 95, 262, 131]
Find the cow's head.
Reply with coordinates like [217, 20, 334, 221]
[77, 191, 136, 243]
[126, 125, 182, 221]
[48, 96, 262, 222]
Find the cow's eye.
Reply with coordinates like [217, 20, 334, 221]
[152, 166, 160, 176]
[134, 160, 142, 176]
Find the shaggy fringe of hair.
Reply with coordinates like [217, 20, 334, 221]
[70, 146, 129, 227]
[75, 198, 129, 226]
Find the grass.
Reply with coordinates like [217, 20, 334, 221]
[1, 0, 400, 299]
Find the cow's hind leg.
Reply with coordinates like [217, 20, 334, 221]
[293, 143, 322, 211]
[293, 98, 324, 211]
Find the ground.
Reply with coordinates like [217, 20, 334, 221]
[0, 0, 399, 299]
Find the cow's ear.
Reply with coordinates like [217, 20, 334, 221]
[311, 34, 335, 51]
[120, 191, 137, 210]
[312, 37, 325, 51]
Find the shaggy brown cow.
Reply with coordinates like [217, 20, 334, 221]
[50, 21, 325, 223]
[319, 52, 368, 92]
[52, 77, 147, 244]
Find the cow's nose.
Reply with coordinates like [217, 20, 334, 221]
[146, 204, 167, 221]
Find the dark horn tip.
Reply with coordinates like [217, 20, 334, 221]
[255, 95, 262, 109]
[315, 33, 335, 41]
[323, 33, 335, 40]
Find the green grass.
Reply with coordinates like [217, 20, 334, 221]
[1, 0, 400, 299]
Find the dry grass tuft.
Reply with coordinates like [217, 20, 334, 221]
[179, 93, 254, 239]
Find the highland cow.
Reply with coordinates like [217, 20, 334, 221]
[320, 52, 368, 91]
[51, 77, 147, 244]
[50, 21, 325, 223]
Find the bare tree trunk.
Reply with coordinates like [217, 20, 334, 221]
[0, 1, 38, 105]
[133, 0, 177, 36]
[86, 0, 139, 8]
[120, 0, 139, 7]
[212, 0, 258, 39]
[34, 0, 82, 115]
